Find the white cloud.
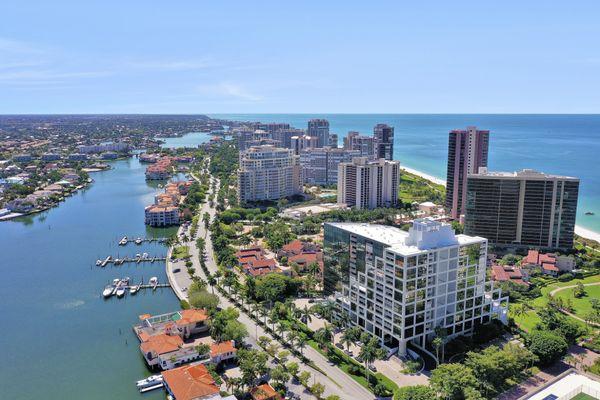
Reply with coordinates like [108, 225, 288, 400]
[0, 69, 112, 85]
[125, 59, 214, 71]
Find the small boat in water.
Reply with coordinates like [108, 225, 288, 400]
[116, 286, 126, 298]
[119, 236, 128, 246]
[96, 259, 102, 266]
[130, 283, 141, 295]
[122, 277, 131, 285]
[142, 252, 148, 258]
[149, 276, 158, 290]
[585, 211, 595, 216]
[102, 285, 114, 298]
[135, 237, 143, 245]
[136, 374, 163, 390]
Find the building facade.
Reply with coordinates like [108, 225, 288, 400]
[373, 124, 394, 161]
[237, 145, 301, 202]
[445, 126, 490, 220]
[464, 169, 579, 249]
[323, 219, 507, 356]
[343, 131, 376, 159]
[337, 157, 399, 209]
[290, 135, 319, 155]
[299, 147, 360, 186]
[307, 119, 330, 148]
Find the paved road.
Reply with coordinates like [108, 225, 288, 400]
[168, 172, 374, 400]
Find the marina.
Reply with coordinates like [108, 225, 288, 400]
[118, 236, 168, 246]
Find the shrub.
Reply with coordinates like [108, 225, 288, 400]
[527, 330, 568, 366]
[558, 273, 574, 282]
[395, 385, 436, 400]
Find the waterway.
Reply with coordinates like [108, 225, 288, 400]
[212, 114, 600, 235]
[0, 157, 182, 399]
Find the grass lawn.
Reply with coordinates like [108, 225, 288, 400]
[511, 275, 600, 332]
[555, 285, 600, 319]
[398, 171, 445, 204]
[172, 245, 190, 259]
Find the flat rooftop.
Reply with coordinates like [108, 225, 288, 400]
[326, 221, 484, 255]
[470, 168, 579, 181]
[525, 371, 600, 400]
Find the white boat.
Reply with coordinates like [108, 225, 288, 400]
[122, 277, 130, 285]
[112, 278, 120, 285]
[114, 258, 121, 264]
[149, 277, 158, 290]
[130, 284, 140, 295]
[119, 236, 128, 246]
[135, 253, 141, 258]
[135, 237, 143, 245]
[142, 252, 148, 258]
[102, 285, 114, 298]
[136, 375, 163, 389]
[116, 286, 126, 298]
[96, 259, 102, 266]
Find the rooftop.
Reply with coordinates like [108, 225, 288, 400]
[470, 168, 579, 181]
[162, 363, 220, 400]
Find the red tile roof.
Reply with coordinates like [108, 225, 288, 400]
[162, 364, 220, 400]
[140, 334, 183, 355]
[210, 340, 237, 358]
[177, 309, 209, 326]
[251, 383, 282, 400]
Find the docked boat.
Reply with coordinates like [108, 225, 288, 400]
[96, 259, 102, 266]
[142, 252, 148, 258]
[130, 283, 140, 295]
[114, 258, 121, 265]
[119, 236, 128, 246]
[102, 285, 114, 298]
[116, 286, 126, 298]
[135, 237, 143, 245]
[122, 277, 131, 285]
[112, 278, 120, 285]
[136, 374, 163, 391]
[149, 276, 158, 290]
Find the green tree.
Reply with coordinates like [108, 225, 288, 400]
[286, 361, 300, 377]
[310, 382, 325, 399]
[430, 363, 480, 400]
[527, 330, 568, 366]
[195, 343, 210, 357]
[298, 370, 311, 387]
[394, 385, 436, 400]
[189, 289, 219, 312]
[358, 337, 386, 387]
[270, 365, 290, 391]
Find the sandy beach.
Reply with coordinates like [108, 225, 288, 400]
[401, 165, 600, 244]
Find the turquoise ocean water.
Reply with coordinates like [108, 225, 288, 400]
[212, 114, 600, 234]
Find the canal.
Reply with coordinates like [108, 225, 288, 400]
[0, 154, 189, 399]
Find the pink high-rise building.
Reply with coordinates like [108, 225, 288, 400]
[445, 126, 489, 220]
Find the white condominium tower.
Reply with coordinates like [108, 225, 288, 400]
[323, 219, 507, 356]
[237, 145, 301, 203]
[337, 157, 400, 209]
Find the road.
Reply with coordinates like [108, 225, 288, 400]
[167, 171, 374, 400]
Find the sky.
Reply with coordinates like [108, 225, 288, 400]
[1, 1, 599, 114]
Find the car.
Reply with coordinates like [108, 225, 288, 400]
[368, 364, 377, 372]
[335, 342, 344, 349]
[173, 268, 181, 273]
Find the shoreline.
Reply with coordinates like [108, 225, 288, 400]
[401, 165, 600, 244]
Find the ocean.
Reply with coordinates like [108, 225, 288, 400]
[211, 114, 600, 235]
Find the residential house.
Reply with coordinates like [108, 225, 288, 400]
[250, 383, 282, 400]
[521, 250, 575, 277]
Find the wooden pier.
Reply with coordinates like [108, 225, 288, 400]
[118, 236, 168, 246]
[96, 255, 167, 266]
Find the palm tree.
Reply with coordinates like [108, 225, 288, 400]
[340, 329, 355, 354]
[276, 321, 288, 342]
[300, 305, 313, 325]
[432, 337, 442, 366]
[296, 334, 307, 356]
[207, 274, 217, 294]
[314, 323, 333, 353]
[287, 330, 299, 348]
[434, 326, 448, 363]
[359, 338, 385, 388]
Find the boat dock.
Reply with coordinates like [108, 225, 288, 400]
[118, 236, 168, 246]
[96, 255, 167, 266]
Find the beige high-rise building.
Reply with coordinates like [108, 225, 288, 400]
[238, 145, 301, 203]
[337, 157, 400, 209]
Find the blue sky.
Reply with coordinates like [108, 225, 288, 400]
[1, 1, 599, 114]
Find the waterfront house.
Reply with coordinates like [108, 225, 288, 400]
[145, 204, 180, 226]
[162, 363, 222, 400]
[135, 309, 210, 341]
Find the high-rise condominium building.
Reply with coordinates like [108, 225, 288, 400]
[343, 131, 376, 159]
[464, 169, 579, 249]
[337, 157, 400, 209]
[290, 135, 319, 155]
[445, 126, 490, 220]
[373, 124, 394, 161]
[272, 128, 305, 149]
[324, 219, 507, 355]
[237, 145, 301, 203]
[308, 119, 330, 148]
[329, 133, 339, 148]
[299, 147, 360, 186]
